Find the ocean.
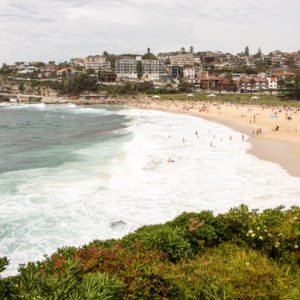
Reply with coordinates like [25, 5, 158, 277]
[0, 103, 299, 276]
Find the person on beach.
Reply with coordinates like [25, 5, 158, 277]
[242, 135, 244, 141]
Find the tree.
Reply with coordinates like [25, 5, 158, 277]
[178, 80, 193, 92]
[250, 78, 256, 94]
[32, 62, 46, 68]
[181, 47, 186, 53]
[190, 46, 194, 53]
[257, 47, 262, 58]
[244, 46, 250, 56]
[103, 51, 109, 56]
[136, 60, 144, 79]
[280, 74, 300, 100]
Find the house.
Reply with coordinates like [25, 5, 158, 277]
[238, 76, 268, 93]
[71, 58, 85, 67]
[271, 70, 296, 80]
[56, 68, 75, 77]
[267, 77, 278, 91]
[183, 67, 196, 79]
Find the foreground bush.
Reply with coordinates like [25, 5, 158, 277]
[0, 205, 299, 299]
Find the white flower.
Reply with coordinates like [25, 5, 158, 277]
[246, 262, 250, 266]
[257, 227, 260, 231]
[295, 245, 299, 249]
[248, 230, 253, 234]
[259, 236, 264, 240]
[251, 233, 256, 238]
[275, 241, 280, 248]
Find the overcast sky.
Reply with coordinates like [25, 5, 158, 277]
[0, 0, 299, 64]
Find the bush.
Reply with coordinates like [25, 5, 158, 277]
[123, 224, 193, 262]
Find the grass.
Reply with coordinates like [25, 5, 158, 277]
[158, 92, 300, 107]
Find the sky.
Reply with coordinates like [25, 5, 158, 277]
[0, 0, 299, 64]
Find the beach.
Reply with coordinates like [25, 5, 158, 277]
[124, 99, 300, 178]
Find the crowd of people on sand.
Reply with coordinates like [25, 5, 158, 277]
[125, 97, 300, 147]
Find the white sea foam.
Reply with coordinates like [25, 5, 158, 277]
[1, 108, 300, 276]
[2, 103, 46, 110]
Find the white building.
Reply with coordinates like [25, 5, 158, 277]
[183, 67, 196, 79]
[267, 77, 278, 90]
[115, 57, 138, 79]
[115, 56, 166, 80]
[142, 60, 166, 80]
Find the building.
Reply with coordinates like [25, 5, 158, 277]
[183, 67, 196, 79]
[239, 76, 268, 93]
[271, 70, 296, 80]
[267, 77, 278, 90]
[115, 57, 139, 79]
[115, 56, 166, 80]
[57, 68, 75, 77]
[142, 60, 166, 80]
[158, 51, 199, 67]
[84, 55, 111, 71]
[71, 58, 85, 67]
[167, 66, 182, 79]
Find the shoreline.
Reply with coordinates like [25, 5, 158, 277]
[122, 99, 300, 178]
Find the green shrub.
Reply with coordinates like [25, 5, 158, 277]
[123, 224, 193, 262]
[168, 211, 219, 250]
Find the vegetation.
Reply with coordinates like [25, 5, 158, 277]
[136, 60, 144, 79]
[1, 205, 299, 299]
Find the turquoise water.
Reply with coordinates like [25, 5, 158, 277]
[0, 104, 129, 173]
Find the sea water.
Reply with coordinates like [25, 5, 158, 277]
[0, 103, 299, 276]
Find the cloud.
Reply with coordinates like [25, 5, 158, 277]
[0, 0, 299, 64]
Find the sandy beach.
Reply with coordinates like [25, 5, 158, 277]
[124, 99, 300, 178]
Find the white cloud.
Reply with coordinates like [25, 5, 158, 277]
[0, 0, 299, 64]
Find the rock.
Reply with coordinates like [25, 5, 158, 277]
[110, 220, 126, 228]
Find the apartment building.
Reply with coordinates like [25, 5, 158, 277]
[115, 56, 166, 80]
[142, 60, 166, 80]
[158, 51, 199, 67]
[115, 57, 138, 79]
[84, 55, 111, 71]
